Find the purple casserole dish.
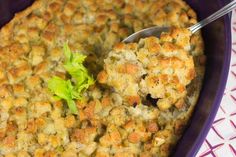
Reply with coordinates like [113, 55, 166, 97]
[0, 0, 232, 156]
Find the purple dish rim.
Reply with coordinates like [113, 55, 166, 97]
[186, 1, 232, 156]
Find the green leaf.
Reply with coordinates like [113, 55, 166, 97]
[47, 43, 95, 115]
[53, 96, 62, 101]
[63, 43, 95, 93]
[48, 76, 73, 100]
[72, 53, 86, 64]
[48, 76, 79, 114]
[66, 99, 78, 114]
[63, 43, 72, 62]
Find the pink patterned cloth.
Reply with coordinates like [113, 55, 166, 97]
[196, 10, 236, 157]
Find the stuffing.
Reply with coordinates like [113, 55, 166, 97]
[0, 0, 204, 156]
[29, 45, 46, 66]
[99, 28, 195, 111]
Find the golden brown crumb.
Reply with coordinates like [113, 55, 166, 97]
[128, 132, 141, 143]
[97, 70, 108, 84]
[147, 122, 159, 133]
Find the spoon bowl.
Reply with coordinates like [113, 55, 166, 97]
[123, 0, 236, 43]
[123, 26, 169, 43]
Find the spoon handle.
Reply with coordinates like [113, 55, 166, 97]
[189, 1, 236, 33]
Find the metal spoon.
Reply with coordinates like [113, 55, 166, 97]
[123, 1, 236, 43]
